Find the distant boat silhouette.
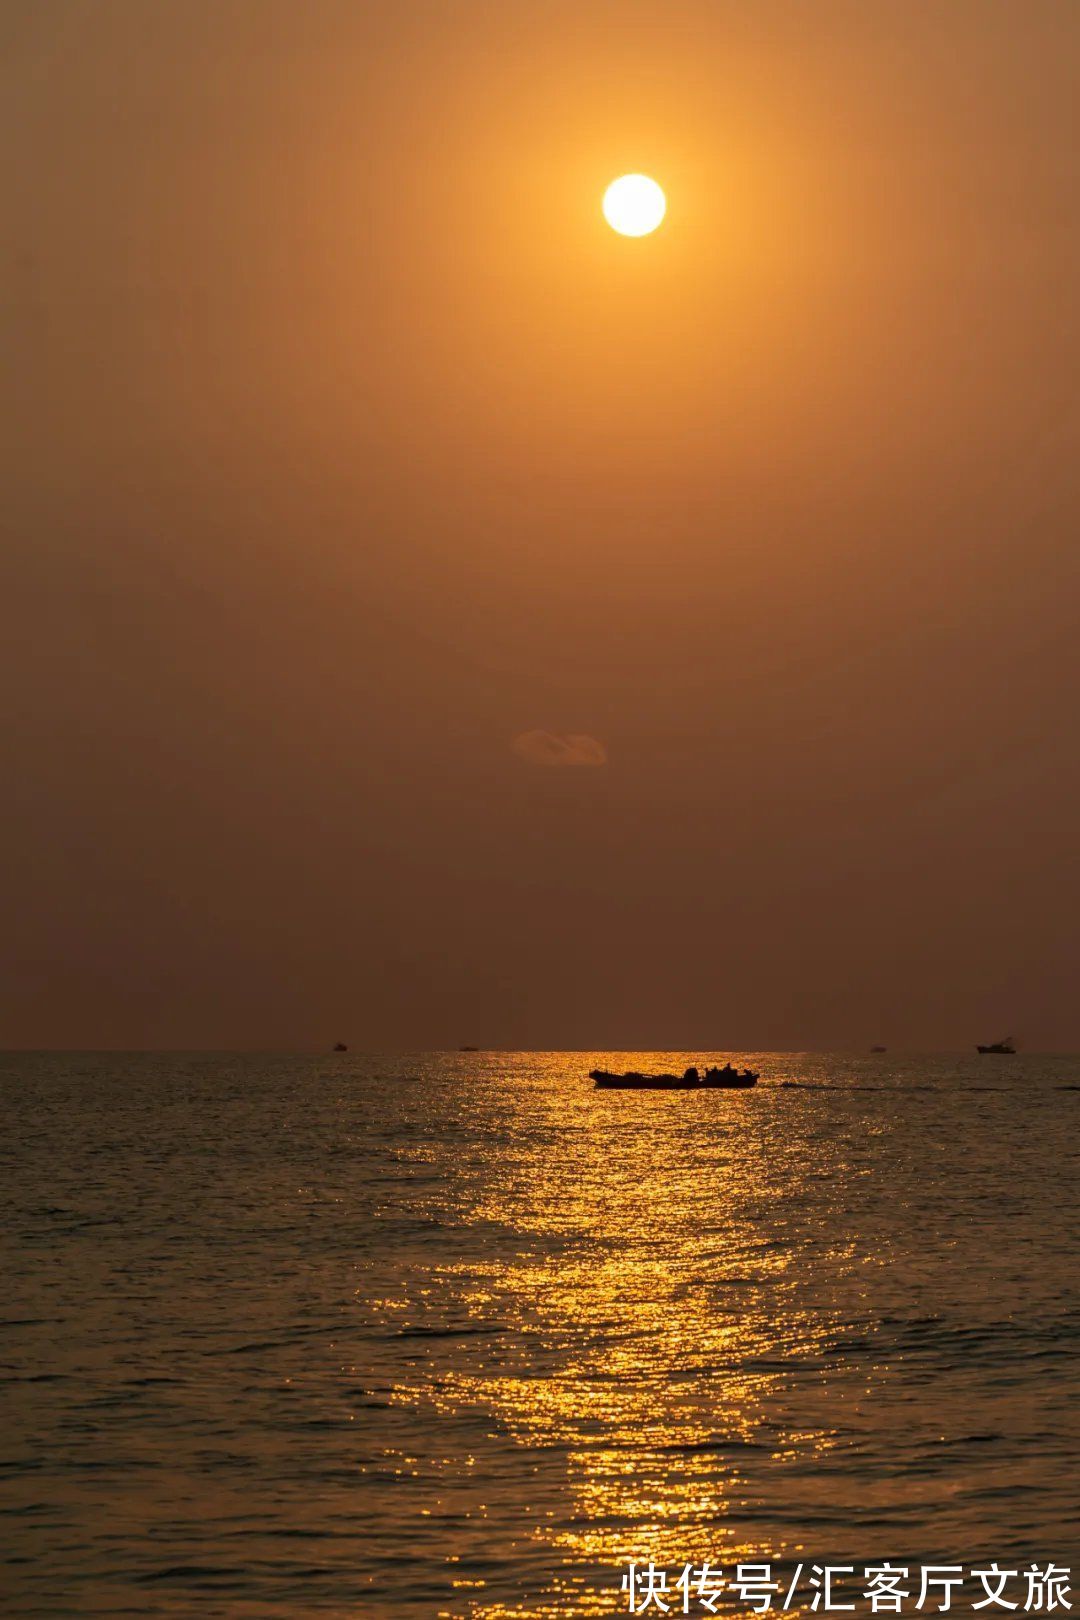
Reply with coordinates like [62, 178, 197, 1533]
[976, 1037, 1016, 1055]
[333, 1042, 348, 1052]
[870, 1045, 887, 1053]
[591, 1064, 758, 1091]
[459, 1045, 480, 1052]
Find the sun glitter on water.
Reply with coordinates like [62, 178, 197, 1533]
[603, 173, 666, 237]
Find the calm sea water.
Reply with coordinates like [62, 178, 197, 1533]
[2, 1051, 1077, 1616]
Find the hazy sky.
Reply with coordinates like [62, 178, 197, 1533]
[2, 1, 1078, 1049]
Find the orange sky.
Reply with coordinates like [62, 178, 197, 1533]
[2, 1, 1078, 1048]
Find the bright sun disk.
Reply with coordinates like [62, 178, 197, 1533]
[603, 174, 666, 237]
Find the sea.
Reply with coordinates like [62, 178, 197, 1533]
[2, 1050, 1077, 1617]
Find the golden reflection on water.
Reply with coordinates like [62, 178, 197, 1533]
[5, 1052, 1070, 1617]
[371, 1054, 870, 1616]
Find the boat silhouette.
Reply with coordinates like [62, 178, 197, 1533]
[976, 1036, 1016, 1055]
[332, 1042, 348, 1052]
[591, 1063, 758, 1091]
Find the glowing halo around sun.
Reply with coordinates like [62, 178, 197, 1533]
[602, 173, 666, 236]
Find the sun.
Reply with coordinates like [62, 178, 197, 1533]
[603, 174, 666, 237]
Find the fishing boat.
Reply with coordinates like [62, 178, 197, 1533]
[976, 1037, 1016, 1055]
[591, 1064, 758, 1090]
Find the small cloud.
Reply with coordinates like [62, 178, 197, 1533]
[511, 730, 608, 768]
